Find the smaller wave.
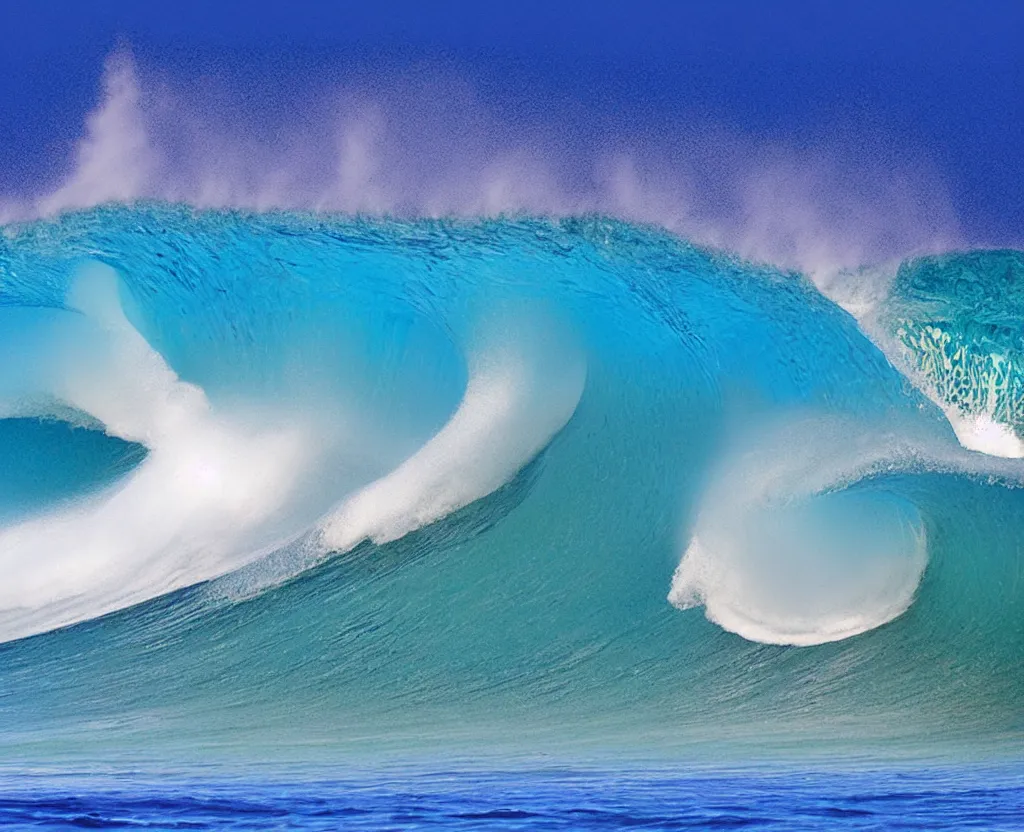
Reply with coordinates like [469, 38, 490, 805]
[666, 412, 1024, 647]
[669, 494, 928, 647]
[319, 317, 585, 554]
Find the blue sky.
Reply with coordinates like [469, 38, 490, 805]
[1, 0, 1021, 244]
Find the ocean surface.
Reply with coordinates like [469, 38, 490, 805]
[2, 766, 1023, 830]
[0, 206, 1021, 826]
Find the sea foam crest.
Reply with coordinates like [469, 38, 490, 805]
[320, 318, 586, 553]
[0, 264, 319, 642]
[668, 413, 1024, 646]
[668, 418, 930, 645]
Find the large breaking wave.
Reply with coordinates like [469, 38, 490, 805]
[0, 203, 1021, 762]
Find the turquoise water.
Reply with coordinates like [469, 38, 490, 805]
[883, 250, 1024, 440]
[0, 206, 1021, 824]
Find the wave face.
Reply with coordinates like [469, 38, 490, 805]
[0, 206, 1021, 762]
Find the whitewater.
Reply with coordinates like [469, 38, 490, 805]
[0, 53, 1020, 771]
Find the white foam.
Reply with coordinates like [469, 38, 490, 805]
[947, 411, 1024, 459]
[667, 416, 947, 646]
[0, 268, 584, 641]
[668, 408, 1024, 646]
[320, 319, 585, 553]
[669, 513, 928, 647]
[0, 264, 319, 643]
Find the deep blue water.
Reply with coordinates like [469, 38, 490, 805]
[2, 767, 1023, 830]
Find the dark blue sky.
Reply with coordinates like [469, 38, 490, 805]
[1, 0, 1021, 241]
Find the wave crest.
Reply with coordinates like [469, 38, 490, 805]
[320, 318, 585, 553]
